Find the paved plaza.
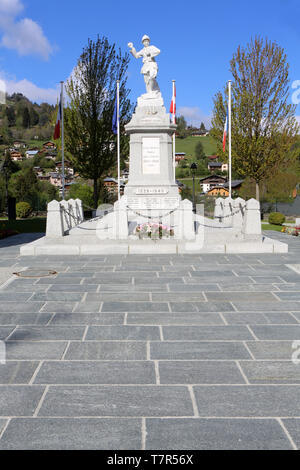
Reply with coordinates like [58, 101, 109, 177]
[0, 231, 300, 449]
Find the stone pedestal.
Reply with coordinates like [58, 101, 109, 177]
[124, 93, 180, 217]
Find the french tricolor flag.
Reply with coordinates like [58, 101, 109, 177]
[170, 83, 176, 123]
[54, 98, 62, 140]
[223, 113, 228, 152]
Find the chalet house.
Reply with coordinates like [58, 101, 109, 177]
[207, 155, 219, 161]
[223, 180, 244, 191]
[199, 175, 227, 193]
[206, 186, 230, 197]
[37, 174, 50, 182]
[44, 154, 56, 161]
[43, 141, 56, 151]
[221, 163, 228, 172]
[10, 151, 23, 161]
[13, 141, 26, 149]
[55, 161, 74, 176]
[25, 150, 39, 159]
[48, 172, 73, 188]
[33, 167, 43, 177]
[103, 177, 125, 194]
[208, 161, 222, 172]
[191, 130, 209, 137]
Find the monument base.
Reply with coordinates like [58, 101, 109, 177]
[20, 233, 288, 256]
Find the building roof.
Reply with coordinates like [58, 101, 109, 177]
[223, 180, 244, 188]
[208, 162, 222, 167]
[199, 175, 227, 183]
[26, 150, 39, 156]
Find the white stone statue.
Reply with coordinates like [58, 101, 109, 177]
[128, 35, 161, 98]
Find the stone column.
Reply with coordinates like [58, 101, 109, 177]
[232, 197, 246, 230]
[68, 199, 77, 228]
[174, 199, 195, 240]
[46, 200, 64, 238]
[75, 199, 84, 223]
[242, 198, 262, 240]
[223, 197, 233, 226]
[60, 200, 71, 233]
[112, 199, 128, 240]
[214, 197, 224, 222]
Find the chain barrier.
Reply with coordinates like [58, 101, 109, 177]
[125, 205, 178, 220]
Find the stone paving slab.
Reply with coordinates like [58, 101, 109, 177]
[239, 361, 300, 384]
[158, 361, 245, 384]
[0, 231, 300, 449]
[145, 418, 292, 450]
[37, 386, 194, 417]
[34, 361, 156, 385]
[282, 419, 300, 449]
[0, 313, 52, 326]
[64, 342, 147, 360]
[0, 386, 45, 416]
[150, 341, 252, 360]
[0, 361, 39, 384]
[193, 385, 300, 417]
[0, 418, 142, 450]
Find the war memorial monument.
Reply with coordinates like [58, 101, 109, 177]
[20, 35, 288, 255]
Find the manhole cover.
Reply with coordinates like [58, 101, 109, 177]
[13, 270, 57, 278]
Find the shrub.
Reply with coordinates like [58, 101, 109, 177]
[268, 212, 286, 226]
[16, 202, 32, 219]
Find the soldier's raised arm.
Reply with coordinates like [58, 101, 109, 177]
[128, 42, 142, 59]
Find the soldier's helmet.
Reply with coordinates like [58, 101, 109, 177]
[142, 35, 150, 44]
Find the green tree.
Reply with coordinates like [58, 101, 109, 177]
[64, 36, 132, 207]
[211, 37, 299, 201]
[200, 122, 206, 132]
[67, 183, 94, 208]
[22, 107, 30, 128]
[176, 115, 188, 139]
[9, 167, 39, 203]
[195, 141, 206, 160]
[6, 107, 16, 127]
[29, 107, 39, 127]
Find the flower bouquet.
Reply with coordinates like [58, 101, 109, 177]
[135, 223, 174, 240]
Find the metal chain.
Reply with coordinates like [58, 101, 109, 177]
[126, 206, 178, 220]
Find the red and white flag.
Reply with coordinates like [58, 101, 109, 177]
[222, 113, 228, 152]
[54, 98, 62, 140]
[170, 83, 176, 123]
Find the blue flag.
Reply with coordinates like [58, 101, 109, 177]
[112, 97, 118, 135]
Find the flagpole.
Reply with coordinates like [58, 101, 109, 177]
[172, 80, 176, 183]
[228, 80, 232, 198]
[117, 80, 120, 202]
[60, 81, 65, 200]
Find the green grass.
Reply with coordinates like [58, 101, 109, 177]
[262, 223, 284, 232]
[175, 136, 218, 159]
[0, 218, 46, 233]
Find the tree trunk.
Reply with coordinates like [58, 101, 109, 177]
[93, 179, 98, 209]
[255, 182, 260, 201]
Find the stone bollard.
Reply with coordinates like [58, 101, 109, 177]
[68, 199, 77, 229]
[112, 199, 128, 240]
[232, 197, 246, 230]
[60, 200, 71, 233]
[174, 199, 195, 240]
[75, 199, 84, 223]
[242, 198, 262, 240]
[214, 197, 224, 223]
[223, 197, 233, 226]
[46, 200, 64, 238]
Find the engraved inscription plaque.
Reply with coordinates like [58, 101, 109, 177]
[142, 137, 160, 174]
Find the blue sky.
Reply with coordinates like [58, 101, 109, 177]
[0, 0, 300, 127]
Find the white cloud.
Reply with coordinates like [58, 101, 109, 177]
[1, 18, 52, 60]
[0, 0, 23, 15]
[5, 77, 59, 104]
[177, 106, 212, 128]
[0, 0, 52, 60]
